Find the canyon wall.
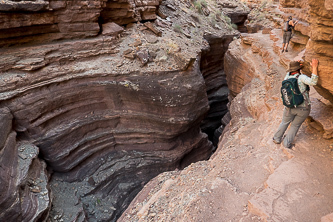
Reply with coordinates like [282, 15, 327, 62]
[0, 108, 51, 222]
[0, 0, 244, 221]
[1, 0, 331, 221]
[0, 0, 161, 47]
[280, 0, 333, 102]
[118, 0, 333, 221]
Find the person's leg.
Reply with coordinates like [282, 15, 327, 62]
[285, 43, 289, 52]
[282, 32, 287, 52]
[285, 43, 289, 51]
[282, 108, 310, 148]
[285, 32, 292, 52]
[273, 108, 295, 143]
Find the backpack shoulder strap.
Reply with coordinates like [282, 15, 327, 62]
[296, 74, 310, 108]
[290, 75, 301, 94]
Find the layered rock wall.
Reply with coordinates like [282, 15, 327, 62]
[0, 35, 214, 220]
[200, 33, 235, 144]
[0, 0, 237, 220]
[0, 0, 161, 47]
[279, 0, 333, 102]
[117, 19, 333, 222]
[101, 0, 161, 25]
[0, 108, 51, 222]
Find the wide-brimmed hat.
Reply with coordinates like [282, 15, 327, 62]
[287, 61, 302, 72]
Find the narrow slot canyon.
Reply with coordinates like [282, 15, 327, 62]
[0, 0, 332, 222]
[199, 34, 233, 148]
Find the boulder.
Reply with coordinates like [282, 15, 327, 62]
[102, 22, 124, 36]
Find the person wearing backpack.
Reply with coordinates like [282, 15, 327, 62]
[273, 59, 319, 148]
[282, 16, 298, 53]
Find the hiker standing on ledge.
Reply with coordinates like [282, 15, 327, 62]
[282, 16, 298, 53]
[273, 59, 319, 149]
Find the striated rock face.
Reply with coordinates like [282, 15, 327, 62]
[0, 0, 161, 47]
[0, 0, 244, 220]
[200, 33, 236, 145]
[305, 0, 333, 102]
[101, 0, 161, 25]
[118, 23, 333, 222]
[2, 0, 330, 221]
[0, 108, 51, 222]
[0, 35, 213, 221]
[279, 0, 333, 102]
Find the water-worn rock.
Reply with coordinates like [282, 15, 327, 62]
[200, 33, 237, 142]
[0, 0, 241, 220]
[119, 19, 333, 221]
[0, 108, 51, 222]
[279, 0, 333, 103]
[0, 35, 213, 220]
[1, 0, 332, 221]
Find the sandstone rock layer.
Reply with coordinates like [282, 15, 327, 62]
[119, 24, 333, 222]
[0, 0, 243, 220]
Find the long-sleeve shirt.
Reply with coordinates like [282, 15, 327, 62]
[284, 72, 318, 107]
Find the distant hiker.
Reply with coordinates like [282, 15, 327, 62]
[282, 16, 298, 53]
[273, 59, 319, 148]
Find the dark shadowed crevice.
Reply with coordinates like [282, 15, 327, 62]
[199, 10, 249, 149]
[199, 33, 237, 148]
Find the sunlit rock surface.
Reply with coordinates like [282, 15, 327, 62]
[1, 0, 332, 221]
[118, 0, 333, 221]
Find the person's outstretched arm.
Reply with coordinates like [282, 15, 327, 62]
[299, 59, 319, 86]
[290, 20, 298, 27]
[311, 58, 318, 76]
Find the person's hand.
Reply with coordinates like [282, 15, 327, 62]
[310, 59, 319, 76]
[311, 59, 319, 68]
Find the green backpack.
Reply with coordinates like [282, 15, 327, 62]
[281, 76, 304, 108]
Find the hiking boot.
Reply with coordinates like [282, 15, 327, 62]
[285, 49, 288, 52]
[273, 138, 281, 144]
[281, 49, 284, 53]
[284, 143, 295, 149]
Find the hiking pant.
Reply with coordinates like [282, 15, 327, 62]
[273, 106, 310, 148]
[283, 31, 292, 44]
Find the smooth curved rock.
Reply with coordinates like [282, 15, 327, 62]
[0, 0, 241, 220]
[0, 45, 213, 220]
[117, 11, 333, 222]
[0, 20, 216, 220]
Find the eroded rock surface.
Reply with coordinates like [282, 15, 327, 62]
[0, 0, 162, 47]
[0, 0, 246, 221]
[279, 0, 333, 102]
[1, 0, 332, 221]
[118, 7, 333, 221]
[0, 108, 51, 222]
[0, 30, 213, 221]
[200, 33, 235, 145]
